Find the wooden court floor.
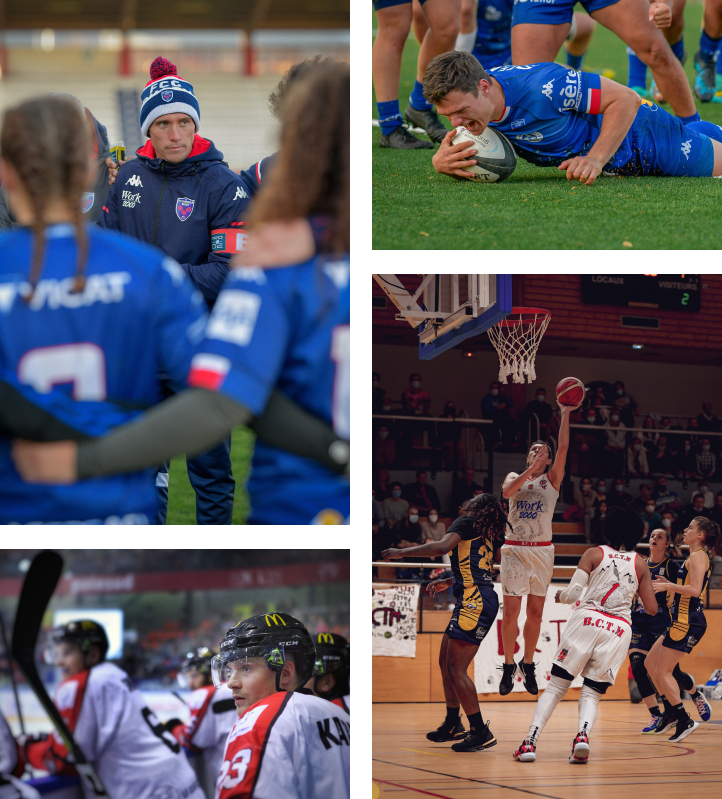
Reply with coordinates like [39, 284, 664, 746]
[373, 700, 722, 798]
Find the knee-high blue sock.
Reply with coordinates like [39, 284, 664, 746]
[566, 50, 583, 70]
[687, 119, 722, 143]
[409, 79, 433, 111]
[671, 37, 685, 61]
[679, 111, 702, 124]
[700, 30, 721, 60]
[627, 46, 648, 88]
[377, 99, 403, 135]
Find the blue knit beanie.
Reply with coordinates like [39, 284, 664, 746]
[140, 57, 200, 137]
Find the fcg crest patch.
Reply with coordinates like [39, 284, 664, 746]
[81, 192, 94, 214]
[161, 90, 173, 102]
[176, 197, 195, 221]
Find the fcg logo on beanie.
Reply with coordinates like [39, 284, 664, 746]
[140, 57, 200, 137]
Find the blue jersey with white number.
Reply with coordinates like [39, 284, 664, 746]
[0, 224, 207, 524]
[473, 0, 513, 69]
[188, 259, 350, 525]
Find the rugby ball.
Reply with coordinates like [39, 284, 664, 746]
[451, 125, 516, 183]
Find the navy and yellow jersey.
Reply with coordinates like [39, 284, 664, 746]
[447, 515, 495, 591]
[631, 557, 679, 622]
[671, 551, 711, 625]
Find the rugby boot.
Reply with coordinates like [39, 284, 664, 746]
[712, 74, 722, 103]
[694, 50, 717, 102]
[404, 105, 448, 144]
[693, 692, 712, 722]
[451, 722, 497, 752]
[513, 738, 536, 762]
[498, 662, 517, 696]
[519, 660, 539, 695]
[668, 716, 699, 742]
[379, 124, 434, 149]
[642, 713, 662, 734]
[426, 719, 467, 742]
[569, 731, 590, 764]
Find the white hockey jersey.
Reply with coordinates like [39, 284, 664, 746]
[26, 662, 204, 799]
[216, 690, 350, 799]
[0, 710, 38, 799]
[578, 545, 639, 624]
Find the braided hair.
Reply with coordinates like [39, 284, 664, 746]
[1, 96, 89, 300]
[466, 493, 512, 550]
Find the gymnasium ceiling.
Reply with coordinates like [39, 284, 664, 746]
[0, 0, 349, 30]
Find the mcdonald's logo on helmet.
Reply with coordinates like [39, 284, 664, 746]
[265, 614, 286, 627]
[318, 633, 335, 644]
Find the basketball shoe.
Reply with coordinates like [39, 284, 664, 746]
[668, 716, 699, 742]
[569, 731, 590, 764]
[404, 105, 448, 144]
[653, 710, 677, 735]
[519, 660, 539, 695]
[513, 739, 536, 762]
[499, 662, 517, 696]
[451, 722, 497, 752]
[642, 713, 662, 734]
[693, 692, 712, 722]
[426, 719, 467, 742]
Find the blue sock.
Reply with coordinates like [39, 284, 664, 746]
[687, 119, 722, 143]
[566, 50, 583, 70]
[409, 79, 433, 111]
[699, 30, 721, 60]
[377, 99, 403, 136]
[627, 47, 648, 88]
[671, 37, 685, 61]
[679, 111, 702, 124]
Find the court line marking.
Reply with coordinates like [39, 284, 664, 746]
[374, 779, 456, 798]
[400, 748, 450, 757]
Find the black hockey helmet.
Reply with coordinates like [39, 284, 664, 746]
[211, 613, 316, 691]
[312, 633, 350, 698]
[178, 646, 215, 687]
[47, 620, 109, 663]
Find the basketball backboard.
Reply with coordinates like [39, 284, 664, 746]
[372, 274, 512, 360]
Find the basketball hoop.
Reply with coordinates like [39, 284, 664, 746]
[487, 307, 551, 384]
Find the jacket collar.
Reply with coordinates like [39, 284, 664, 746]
[135, 134, 221, 172]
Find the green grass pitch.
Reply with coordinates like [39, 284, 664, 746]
[372, 2, 722, 249]
[166, 426, 254, 524]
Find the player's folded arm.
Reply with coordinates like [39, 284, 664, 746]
[583, 76, 642, 166]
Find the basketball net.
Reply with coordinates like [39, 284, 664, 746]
[487, 307, 551, 384]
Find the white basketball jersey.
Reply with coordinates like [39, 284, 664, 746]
[579, 545, 639, 624]
[507, 472, 558, 543]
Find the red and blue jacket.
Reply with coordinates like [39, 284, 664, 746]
[99, 135, 254, 304]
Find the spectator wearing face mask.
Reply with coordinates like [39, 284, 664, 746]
[696, 439, 716, 480]
[372, 488, 386, 531]
[660, 509, 680, 536]
[374, 425, 396, 467]
[607, 478, 634, 508]
[649, 435, 676, 477]
[627, 437, 650, 477]
[372, 372, 386, 414]
[402, 373, 431, 416]
[525, 387, 553, 441]
[383, 481, 409, 526]
[612, 380, 638, 427]
[653, 477, 680, 512]
[451, 467, 483, 513]
[480, 380, 516, 450]
[602, 409, 628, 475]
[570, 407, 602, 475]
[694, 480, 714, 509]
[420, 510, 447, 542]
[676, 438, 697, 479]
[403, 470, 440, 517]
[632, 483, 654, 514]
[640, 498, 663, 536]
[394, 506, 424, 546]
[379, 395, 394, 416]
[589, 499, 608, 544]
[590, 385, 608, 409]
[594, 479, 608, 504]
[640, 415, 659, 457]
[679, 493, 711, 529]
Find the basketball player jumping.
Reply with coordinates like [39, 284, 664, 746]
[499, 401, 578, 696]
[513, 506, 657, 764]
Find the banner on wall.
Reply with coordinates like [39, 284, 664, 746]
[372, 584, 421, 657]
[473, 584, 584, 693]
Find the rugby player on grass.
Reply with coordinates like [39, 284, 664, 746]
[426, 51, 722, 184]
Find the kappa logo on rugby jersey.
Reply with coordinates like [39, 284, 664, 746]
[681, 139, 692, 160]
[126, 175, 143, 187]
[484, 4, 502, 20]
[233, 185, 248, 200]
[542, 80, 554, 100]
[161, 90, 173, 102]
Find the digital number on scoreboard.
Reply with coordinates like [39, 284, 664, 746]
[581, 275, 701, 312]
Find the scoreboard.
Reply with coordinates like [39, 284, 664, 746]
[581, 275, 701, 312]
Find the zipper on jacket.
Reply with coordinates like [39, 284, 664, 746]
[152, 162, 168, 246]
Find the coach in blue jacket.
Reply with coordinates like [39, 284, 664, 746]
[99, 56, 253, 525]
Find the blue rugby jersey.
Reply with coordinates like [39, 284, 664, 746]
[473, 0, 513, 69]
[187, 259, 350, 525]
[0, 224, 207, 524]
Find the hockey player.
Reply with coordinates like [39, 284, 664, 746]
[306, 633, 350, 714]
[211, 613, 350, 798]
[21, 621, 205, 799]
[1, 710, 39, 799]
[168, 648, 236, 799]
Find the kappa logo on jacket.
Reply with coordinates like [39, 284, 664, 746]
[233, 186, 248, 200]
[126, 175, 143, 187]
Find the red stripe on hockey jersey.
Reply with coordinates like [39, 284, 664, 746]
[183, 684, 215, 748]
[585, 87, 601, 115]
[217, 692, 290, 799]
[331, 696, 350, 714]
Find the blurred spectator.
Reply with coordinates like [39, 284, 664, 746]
[632, 482, 654, 514]
[420, 510, 446, 542]
[525, 387, 553, 441]
[696, 439, 716, 480]
[658, 417, 683, 451]
[438, 401, 464, 469]
[372, 372, 386, 414]
[696, 401, 721, 449]
[640, 498, 663, 535]
[627, 437, 650, 477]
[401, 372, 431, 416]
[373, 425, 396, 467]
[451, 467, 483, 513]
[602, 410, 627, 475]
[403, 469, 440, 517]
[676, 439, 697, 479]
[590, 385, 608, 410]
[608, 477, 633, 508]
[660, 508, 680, 536]
[653, 477, 680, 512]
[710, 491, 722, 528]
[546, 406, 562, 441]
[693, 480, 714, 509]
[383, 481, 408, 526]
[594, 478, 608, 503]
[378, 395, 394, 415]
[649, 435, 676, 477]
[563, 477, 597, 540]
[589, 500, 608, 544]
[480, 380, 516, 449]
[640, 415, 659, 457]
[570, 407, 602, 476]
[395, 506, 423, 546]
[686, 417, 702, 448]
[612, 380, 638, 427]
[372, 488, 385, 531]
[679, 493, 711, 529]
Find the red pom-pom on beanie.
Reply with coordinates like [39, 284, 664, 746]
[149, 57, 177, 81]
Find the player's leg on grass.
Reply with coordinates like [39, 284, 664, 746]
[456, 0, 478, 52]
[512, 22, 571, 64]
[591, 0, 698, 121]
[695, 0, 722, 101]
[649, 0, 687, 103]
[565, 13, 596, 71]
[411, 0, 429, 45]
[374, 2, 434, 148]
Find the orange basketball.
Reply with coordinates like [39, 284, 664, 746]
[556, 377, 585, 407]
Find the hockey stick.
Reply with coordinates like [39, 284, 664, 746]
[0, 610, 25, 735]
[11, 551, 110, 798]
